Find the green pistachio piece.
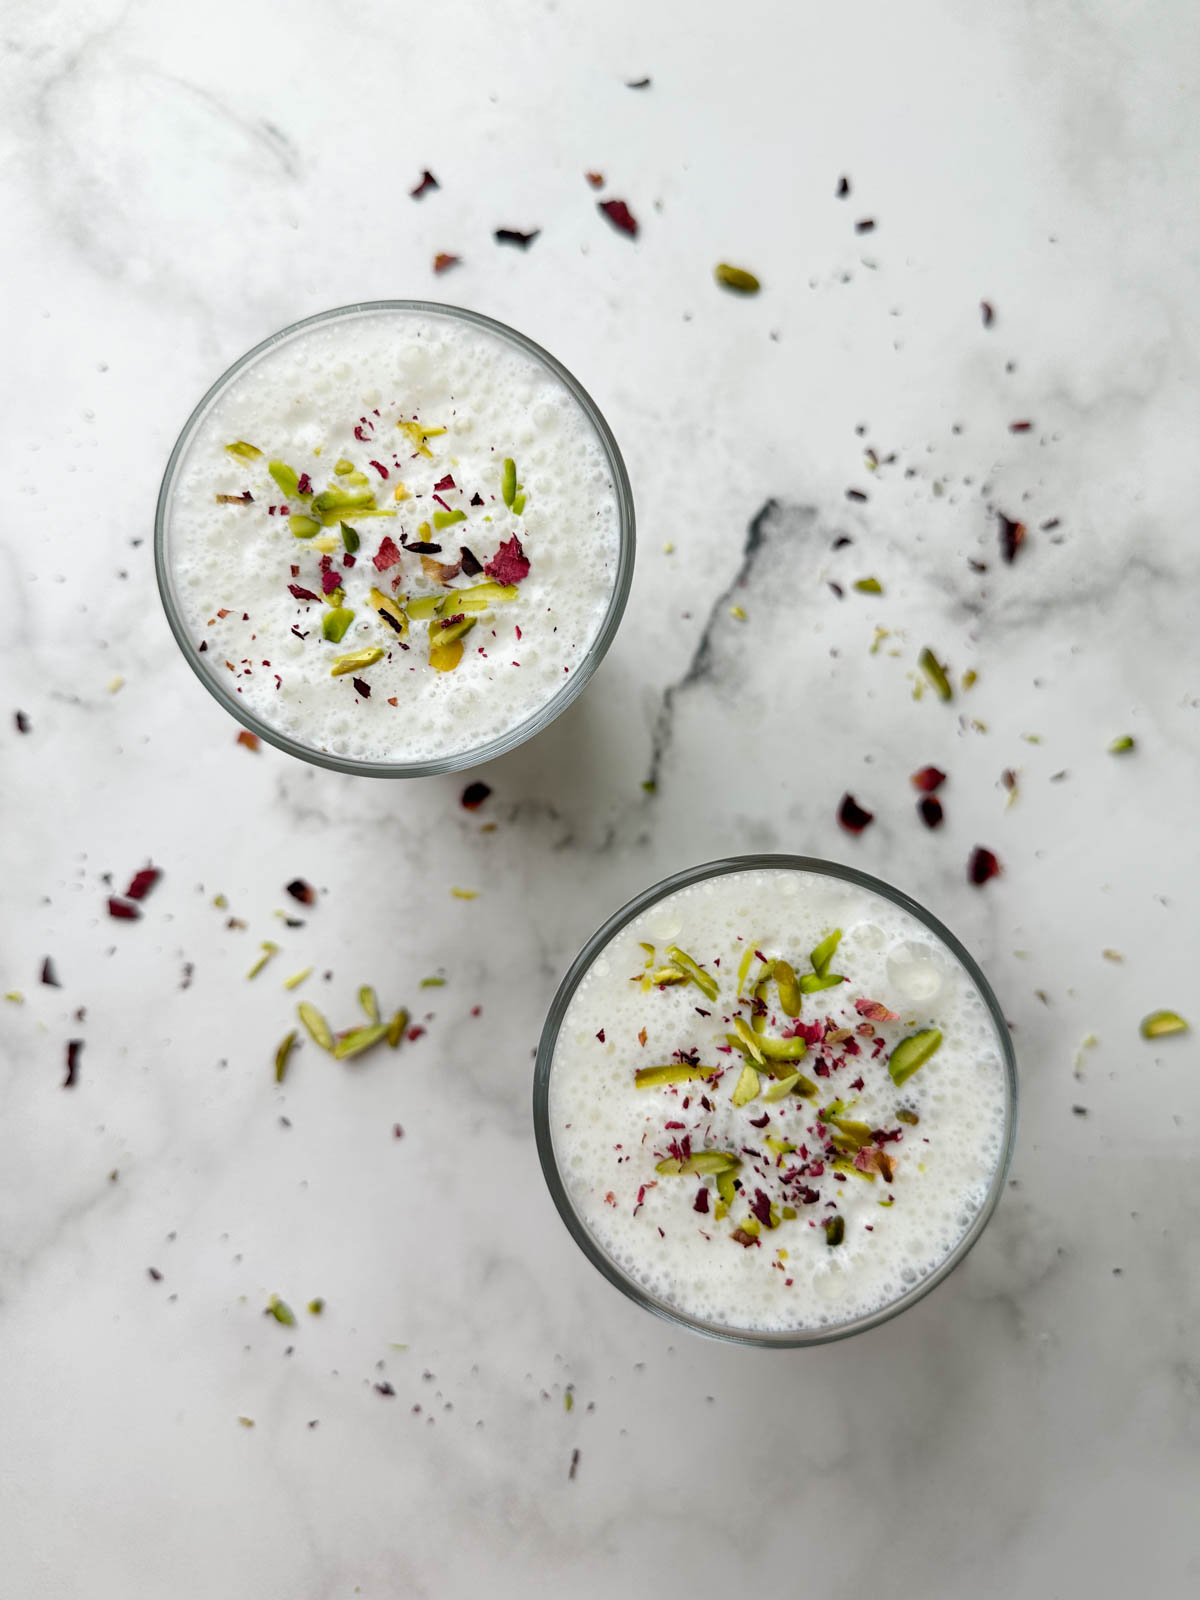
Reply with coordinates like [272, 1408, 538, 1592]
[298, 1001, 334, 1052]
[269, 460, 302, 498]
[750, 963, 775, 1033]
[714, 263, 761, 293]
[334, 458, 355, 476]
[333, 1022, 389, 1060]
[737, 1215, 762, 1239]
[289, 514, 322, 539]
[854, 577, 883, 594]
[1140, 1010, 1189, 1039]
[731, 1063, 760, 1107]
[799, 971, 846, 994]
[829, 1116, 873, 1150]
[330, 646, 384, 677]
[246, 941, 279, 980]
[428, 615, 477, 652]
[322, 607, 355, 643]
[313, 486, 375, 517]
[307, 1298, 325, 1316]
[774, 958, 802, 1018]
[344, 470, 370, 487]
[781, 1205, 798, 1221]
[274, 1029, 298, 1083]
[646, 965, 686, 987]
[736, 946, 757, 994]
[752, 1032, 808, 1062]
[432, 508, 467, 530]
[405, 595, 446, 621]
[658, 1151, 741, 1176]
[810, 930, 842, 975]
[635, 1062, 719, 1088]
[396, 421, 446, 457]
[501, 458, 517, 508]
[831, 1157, 875, 1181]
[454, 581, 519, 610]
[665, 945, 719, 1003]
[716, 1168, 738, 1210]
[511, 492, 526, 516]
[764, 1136, 797, 1158]
[761, 1072, 815, 1102]
[919, 647, 953, 701]
[896, 1108, 920, 1126]
[340, 521, 360, 552]
[731, 1017, 766, 1065]
[1108, 735, 1135, 754]
[386, 1008, 409, 1047]
[225, 440, 262, 460]
[824, 1215, 846, 1247]
[359, 986, 379, 1022]
[283, 966, 312, 990]
[267, 1295, 296, 1325]
[887, 1028, 943, 1086]
[325, 586, 345, 609]
[368, 587, 409, 638]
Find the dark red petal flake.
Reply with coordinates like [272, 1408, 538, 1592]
[107, 898, 140, 920]
[41, 957, 60, 987]
[373, 537, 403, 572]
[459, 545, 483, 575]
[410, 169, 439, 198]
[433, 475, 456, 492]
[286, 879, 316, 906]
[64, 1039, 83, 1088]
[968, 846, 1002, 886]
[126, 866, 161, 901]
[15, 710, 30, 732]
[598, 199, 638, 238]
[432, 253, 460, 275]
[838, 793, 874, 833]
[693, 1187, 709, 1214]
[484, 536, 530, 586]
[460, 781, 491, 810]
[288, 583, 320, 602]
[998, 513, 1026, 564]
[494, 228, 540, 249]
[919, 796, 944, 829]
[911, 765, 947, 793]
[352, 677, 371, 698]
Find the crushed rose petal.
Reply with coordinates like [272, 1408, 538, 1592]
[838, 793, 874, 833]
[968, 846, 1002, 886]
[373, 536, 403, 572]
[911, 765, 947, 792]
[484, 536, 530, 586]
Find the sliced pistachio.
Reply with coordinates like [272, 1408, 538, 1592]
[764, 1136, 797, 1158]
[1140, 1010, 1189, 1040]
[430, 640, 464, 672]
[737, 1215, 762, 1239]
[429, 615, 477, 652]
[307, 1298, 325, 1316]
[713, 1200, 729, 1220]
[774, 958, 802, 1017]
[333, 1022, 389, 1060]
[247, 941, 279, 979]
[895, 1108, 920, 1126]
[731, 1062, 761, 1107]
[1108, 735, 1136, 754]
[454, 581, 519, 610]
[283, 966, 312, 990]
[334, 458, 355, 476]
[831, 1157, 875, 1182]
[225, 440, 262, 460]
[799, 971, 846, 994]
[274, 1029, 298, 1083]
[854, 577, 883, 594]
[330, 646, 384, 677]
[658, 1150, 740, 1176]
[386, 1008, 409, 1047]
[267, 1295, 296, 1325]
[340, 521, 360, 552]
[396, 421, 446, 457]
[322, 607, 355, 643]
[393, 481, 411, 502]
[634, 1062, 718, 1088]
[311, 534, 340, 554]
[762, 1072, 811, 1102]
[501, 457, 517, 508]
[289, 514, 322, 539]
[326, 586, 345, 609]
[810, 929, 842, 975]
[919, 647, 953, 701]
[714, 263, 760, 293]
[420, 977, 445, 988]
[887, 1027, 943, 1086]
[829, 1116, 873, 1150]
[647, 964, 687, 986]
[343, 470, 370, 487]
[359, 986, 379, 1023]
[432, 508, 467, 530]
[511, 492, 526, 516]
[731, 1017, 766, 1065]
[665, 945, 719, 1003]
[269, 460, 302, 498]
[781, 1206, 798, 1221]
[752, 1032, 808, 1063]
[750, 962, 775, 1033]
[313, 486, 376, 525]
[368, 586, 408, 638]
[405, 594, 446, 621]
[716, 1168, 738, 1210]
[736, 946, 757, 994]
[823, 1215, 846, 1246]
[298, 1001, 334, 1052]
[638, 941, 656, 961]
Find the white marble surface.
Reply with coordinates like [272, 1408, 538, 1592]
[4, 1, 1199, 1594]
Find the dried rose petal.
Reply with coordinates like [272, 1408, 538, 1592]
[459, 546, 483, 576]
[626, 76, 651, 88]
[484, 536, 530, 586]
[855, 999, 899, 1022]
[836, 175, 850, 197]
[15, 711, 30, 733]
[585, 170, 604, 189]
[1009, 421, 1033, 434]
[433, 475, 456, 493]
[693, 1186, 709, 1214]
[352, 677, 371, 698]
[980, 300, 994, 327]
[107, 898, 140, 920]
[373, 536, 403, 572]
[837, 793, 874, 834]
[968, 846, 1002, 886]
[494, 228, 540, 249]
[432, 252, 461, 275]
[855, 218, 876, 233]
[288, 583, 320, 602]
[320, 567, 342, 596]
[598, 199, 638, 238]
[406, 541, 442, 555]
[461, 781, 491, 811]
[286, 879, 316, 906]
[236, 730, 260, 752]
[64, 1039, 82, 1088]
[730, 1227, 760, 1249]
[998, 513, 1026, 564]
[125, 866, 161, 902]
[911, 765, 947, 793]
[919, 796, 944, 829]
[410, 169, 439, 199]
[40, 957, 60, 986]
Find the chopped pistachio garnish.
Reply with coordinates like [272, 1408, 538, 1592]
[634, 1062, 718, 1088]
[798, 971, 845, 994]
[831, 1157, 874, 1181]
[330, 646, 384, 677]
[267, 1295, 296, 1326]
[333, 1022, 389, 1060]
[247, 941, 279, 980]
[895, 1108, 920, 1125]
[854, 577, 883, 594]
[764, 1136, 797, 1159]
[762, 1070, 818, 1101]
[269, 460, 303, 499]
[1108, 735, 1136, 754]
[731, 1063, 761, 1107]
[962, 668, 978, 689]
[343, 470, 370, 487]
[451, 887, 477, 899]
[736, 946, 757, 994]
[313, 486, 376, 526]
[564, 1390, 574, 1412]
[340, 521, 360, 553]
[714, 263, 761, 293]
[731, 1017, 766, 1065]
[396, 421, 446, 457]
[283, 966, 312, 990]
[823, 1215, 845, 1247]
[665, 945, 718, 1002]
[810, 929, 842, 975]
[311, 534, 340, 553]
[428, 615, 477, 652]
[774, 958, 802, 1017]
[358, 986, 379, 1022]
[432, 508, 467, 530]
[829, 1115, 873, 1150]
[322, 607, 355, 643]
[393, 482, 411, 502]
[454, 581, 518, 610]
[645, 964, 686, 987]
[501, 458, 517, 508]
[729, 605, 747, 621]
[887, 1028, 943, 1086]
[225, 441, 262, 460]
[511, 492, 526, 516]
[237, 1416, 255, 1428]
[405, 594, 445, 621]
[716, 1167, 738, 1211]
[918, 647, 953, 701]
[334, 458, 355, 476]
[430, 639, 464, 672]
[751, 1032, 808, 1062]
[657, 1150, 741, 1176]
[737, 1216, 762, 1239]
[298, 1001, 334, 1052]
[289, 514, 322, 539]
[4, 991, 24, 1004]
[420, 976, 446, 988]
[386, 1008, 409, 1047]
[780, 1207, 797, 1221]
[368, 586, 408, 638]
[1140, 1010, 1189, 1040]
[307, 1298, 325, 1316]
[274, 1029, 298, 1083]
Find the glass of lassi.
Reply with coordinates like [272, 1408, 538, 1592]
[155, 302, 634, 776]
[534, 856, 1017, 1346]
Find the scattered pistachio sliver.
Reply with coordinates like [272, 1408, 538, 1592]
[283, 966, 312, 990]
[895, 1108, 920, 1126]
[799, 971, 845, 994]
[368, 587, 408, 638]
[731, 1017, 766, 1065]
[731, 1063, 761, 1107]
[340, 521, 360, 553]
[430, 639, 465, 673]
[634, 1063, 718, 1088]
[247, 941, 279, 980]
[225, 440, 262, 460]
[393, 482, 411, 502]
[810, 929, 842, 975]
[333, 1022, 389, 1060]
[267, 1295, 296, 1326]
[751, 1032, 808, 1062]
[307, 1298, 325, 1316]
[396, 421, 446, 457]
[289, 514, 322, 539]
[334, 458, 355, 476]
[451, 887, 477, 900]
[658, 1150, 740, 1176]
[831, 1157, 874, 1182]
[738, 1216, 762, 1239]
[736, 946, 757, 994]
[762, 1072, 814, 1102]
[429, 615, 477, 653]
[854, 577, 883, 594]
[432, 508, 467, 530]
[774, 959, 802, 1017]
[1140, 1010, 1188, 1040]
[420, 976, 446, 988]
[274, 1029, 298, 1084]
[764, 1136, 797, 1158]
[454, 581, 518, 610]
[1108, 735, 1135, 754]
[824, 1215, 846, 1247]
[4, 991, 24, 1004]
[298, 1001, 334, 1052]
[330, 646, 384, 677]
[358, 986, 379, 1023]
[313, 486, 375, 518]
[269, 460, 302, 499]
[501, 458, 517, 508]
[714, 263, 761, 294]
[511, 492, 526, 516]
[716, 1167, 738, 1210]
[405, 595, 444, 621]
[829, 1115, 873, 1150]
[919, 647, 953, 701]
[665, 945, 719, 1003]
[645, 964, 686, 988]
[386, 1008, 409, 1047]
[322, 607, 355, 643]
[888, 1027, 943, 1086]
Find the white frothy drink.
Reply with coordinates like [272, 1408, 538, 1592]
[161, 306, 624, 766]
[548, 866, 1012, 1336]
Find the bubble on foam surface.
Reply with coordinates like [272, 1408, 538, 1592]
[167, 308, 621, 763]
[548, 868, 1011, 1335]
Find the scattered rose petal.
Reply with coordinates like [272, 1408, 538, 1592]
[981, 300, 994, 327]
[836, 175, 851, 197]
[459, 546, 483, 575]
[484, 536, 530, 586]
[125, 866, 161, 902]
[64, 1039, 83, 1088]
[855, 999, 899, 1022]
[968, 846, 1002, 886]
[461, 781, 491, 811]
[352, 677, 371, 698]
[598, 199, 638, 237]
[585, 171, 604, 188]
[433, 475, 456, 493]
[286, 879, 316, 906]
[288, 583, 320, 602]
[15, 711, 30, 733]
[494, 228, 540, 249]
[595, 1029, 606, 1043]
[693, 1187, 709, 1214]
[998, 513, 1026, 564]
[838, 793, 874, 834]
[107, 898, 139, 920]
[432, 252, 460, 275]
[236, 730, 260, 752]
[911, 765, 947, 793]
[855, 218, 875, 233]
[410, 169, 439, 198]
[625, 76, 651, 88]
[41, 957, 60, 987]
[1009, 420, 1033, 434]
[373, 536, 403, 572]
[918, 796, 944, 829]
[731, 1227, 760, 1248]
[320, 566, 341, 596]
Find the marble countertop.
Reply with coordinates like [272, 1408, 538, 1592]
[4, 2, 1199, 1594]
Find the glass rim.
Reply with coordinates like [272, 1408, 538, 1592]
[533, 854, 1019, 1349]
[154, 299, 636, 778]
